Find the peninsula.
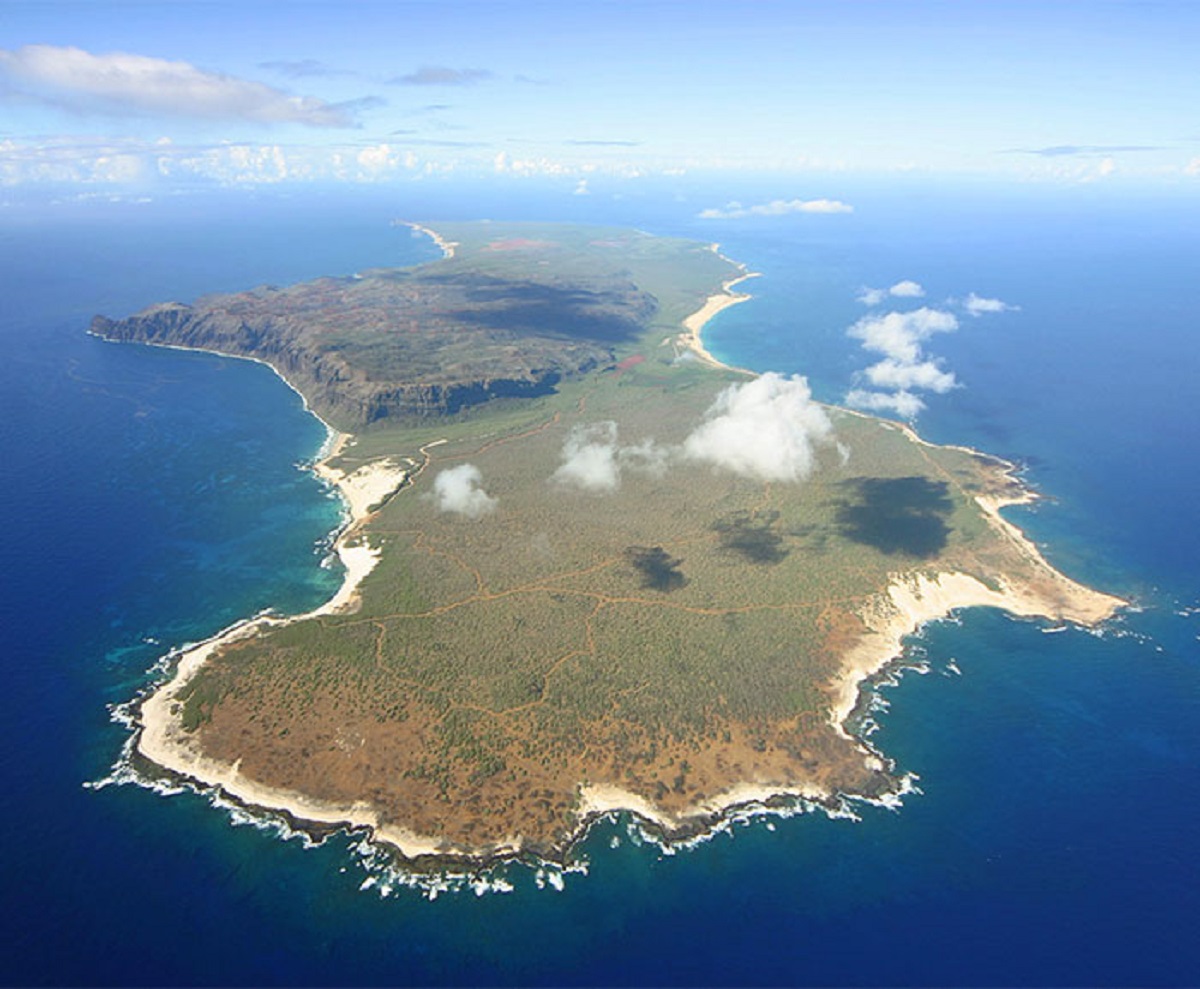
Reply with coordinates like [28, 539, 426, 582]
[93, 222, 1123, 870]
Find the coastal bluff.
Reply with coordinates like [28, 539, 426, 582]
[106, 221, 1123, 872]
[91, 227, 662, 431]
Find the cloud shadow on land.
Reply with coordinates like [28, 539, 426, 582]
[834, 477, 953, 557]
[437, 273, 655, 344]
[712, 510, 789, 564]
[626, 546, 688, 592]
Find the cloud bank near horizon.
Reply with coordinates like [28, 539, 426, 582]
[698, 198, 853, 220]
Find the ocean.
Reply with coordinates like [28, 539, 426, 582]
[1, 179, 1197, 985]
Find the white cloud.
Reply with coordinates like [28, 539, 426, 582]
[863, 357, 956, 393]
[682, 373, 834, 482]
[165, 142, 293, 183]
[0, 131, 678, 188]
[550, 424, 671, 493]
[357, 143, 395, 172]
[551, 422, 622, 492]
[1185, 157, 1200, 176]
[492, 151, 585, 177]
[845, 304, 965, 418]
[857, 279, 925, 306]
[0, 135, 158, 185]
[0, 45, 353, 127]
[848, 307, 958, 363]
[698, 198, 854, 220]
[0, 134, 434, 187]
[847, 285, 1019, 420]
[354, 142, 419, 178]
[429, 464, 497, 519]
[888, 279, 925, 298]
[846, 389, 927, 419]
[89, 153, 144, 182]
[962, 292, 1017, 317]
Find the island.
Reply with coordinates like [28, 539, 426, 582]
[92, 222, 1123, 870]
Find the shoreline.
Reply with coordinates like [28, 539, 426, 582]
[132, 424, 431, 849]
[399, 221, 458, 259]
[827, 455, 1127, 741]
[676, 243, 760, 372]
[88, 333, 433, 853]
[102, 229, 1128, 875]
[575, 778, 832, 842]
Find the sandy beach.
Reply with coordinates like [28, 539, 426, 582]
[402, 221, 458, 259]
[466, 416, 1118, 854]
[675, 245, 760, 370]
[100, 310, 460, 862]
[124, 228, 1126, 869]
[827, 472, 1126, 741]
[311, 438, 412, 520]
[572, 778, 843, 854]
[133, 424, 1127, 866]
[133, 419, 438, 851]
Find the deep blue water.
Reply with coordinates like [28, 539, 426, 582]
[1, 182, 1197, 985]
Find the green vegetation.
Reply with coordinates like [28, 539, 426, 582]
[93, 222, 735, 432]
[130, 221, 1051, 859]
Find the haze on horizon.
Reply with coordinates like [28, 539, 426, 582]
[2, 0, 1199, 195]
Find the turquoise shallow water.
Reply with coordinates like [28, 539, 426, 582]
[0, 182, 1197, 985]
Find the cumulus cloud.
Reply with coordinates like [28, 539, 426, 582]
[547, 379, 834, 493]
[698, 198, 853, 220]
[844, 305, 963, 419]
[0, 45, 355, 127]
[355, 142, 418, 177]
[962, 292, 1017, 317]
[682, 373, 834, 482]
[550, 423, 671, 493]
[846, 389, 927, 419]
[889, 279, 925, 298]
[858, 279, 925, 306]
[429, 464, 497, 519]
[389, 65, 493, 86]
[848, 307, 958, 363]
[846, 283, 1019, 420]
[863, 357, 956, 393]
[552, 422, 622, 492]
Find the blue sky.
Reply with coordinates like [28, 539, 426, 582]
[2, 0, 1199, 190]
